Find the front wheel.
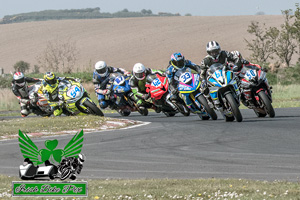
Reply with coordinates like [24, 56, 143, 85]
[83, 100, 104, 116]
[258, 91, 275, 118]
[60, 168, 71, 180]
[197, 95, 218, 120]
[225, 93, 243, 122]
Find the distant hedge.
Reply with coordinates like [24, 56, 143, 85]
[0, 8, 180, 24]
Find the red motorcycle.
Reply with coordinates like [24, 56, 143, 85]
[145, 74, 190, 117]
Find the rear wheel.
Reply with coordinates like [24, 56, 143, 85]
[164, 112, 176, 117]
[175, 103, 190, 116]
[197, 95, 218, 120]
[138, 106, 148, 116]
[254, 109, 267, 117]
[82, 100, 104, 116]
[225, 116, 235, 122]
[118, 110, 131, 116]
[225, 93, 243, 122]
[200, 115, 210, 120]
[258, 91, 275, 118]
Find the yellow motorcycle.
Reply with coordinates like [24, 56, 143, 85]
[57, 79, 104, 116]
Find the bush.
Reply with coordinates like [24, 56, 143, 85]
[13, 61, 30, 73]
[0, 75, 12, 88]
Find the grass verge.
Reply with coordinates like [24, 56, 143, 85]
[0, 115, 138, 138]
[1, 175, 300, 199]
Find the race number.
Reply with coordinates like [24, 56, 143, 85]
[67, 85, 81, 98]
[151, 78, 162, 87]
[179, 72, 192, 83]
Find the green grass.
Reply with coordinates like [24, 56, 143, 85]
[271, 84, 300, 108]
[0, 115, 133, 137]
[1, 175, 300, 199]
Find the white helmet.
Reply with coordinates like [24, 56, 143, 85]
[95, 61, 108, 77]
[133, 63, 146, 80]
[13, 72, 25, 87]
[231, 50, 242, 59]
[206, 41, 221, 60]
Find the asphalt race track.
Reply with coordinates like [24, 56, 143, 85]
[0, 107, 300, 181]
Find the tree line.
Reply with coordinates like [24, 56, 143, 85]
[0, 7, 181, 24]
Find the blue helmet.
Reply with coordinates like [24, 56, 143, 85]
[171, 53, 185, 69]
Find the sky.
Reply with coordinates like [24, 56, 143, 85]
[0, 0, 299, 18]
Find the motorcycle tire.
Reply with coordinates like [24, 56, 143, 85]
[258, 91, 275, 118]
[225, 115, 235, 122]
[200, 115, 210, 120]
[83, 100, 104, 116]
[175, 102, 190, 116]
[118, 110, 131, 116]
[254, 109, 267, 118]
[225, 93, 243, 122]
[138, 106, 148, 116]
[164, 112, 176, 117]
[197, 95, 218, 120]
[60, 168, 71, 180]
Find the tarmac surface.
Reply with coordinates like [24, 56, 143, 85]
[0, 107, 300, 181]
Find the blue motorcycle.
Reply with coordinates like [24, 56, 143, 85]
[206, 63, 242, 122]
[110, 74, 135, 116]
[176, 68, 217, 120]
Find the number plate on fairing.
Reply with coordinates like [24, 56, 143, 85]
[67, 85, 81, 98]
[151, 78, 162, 87]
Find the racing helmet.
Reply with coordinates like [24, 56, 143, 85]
[44, 72, 58, 88]
[13, 72, 25, 87]
[231, 50, 242, 59]
[95, 61, 108, 77]
[133, 63, 146, 80]
[78, 154, 86, 164]
[171, 52, 185, 69]
[206, 41, 221, 60]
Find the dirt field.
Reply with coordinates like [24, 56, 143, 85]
[0, 15, 286, 73]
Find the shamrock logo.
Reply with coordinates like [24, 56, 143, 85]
[39, 140, 64, 163]
[18, 130, 84, 165]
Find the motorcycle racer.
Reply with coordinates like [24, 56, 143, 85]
[93, 60, 130, 109]
[41, 72, 78, 116]
[129, 63, 164, 112]
[11, 72, 41, 117]
[165, 52, 202, 101]
[200, 41, 249, 80]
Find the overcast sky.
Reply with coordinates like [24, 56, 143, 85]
[0, 0, 299, 18]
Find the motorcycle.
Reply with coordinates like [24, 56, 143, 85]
[57, 79, 104, 116]
[109, 74, 136, 116]
[206, 63, 242, 122]
[28, 82, 53, 117]
[145, 74, 190, 117]
[239, 64, 275, 118]
[176, 68, 217, 120]
[58, 154, 85, 180]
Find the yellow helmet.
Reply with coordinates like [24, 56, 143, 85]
[44, 72, 58, 88]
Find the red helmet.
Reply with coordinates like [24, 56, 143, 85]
[13, 72, 25, 87]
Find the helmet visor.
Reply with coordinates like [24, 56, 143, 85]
[135, 72, 145, 80]
[15, 77, 25, 86]
[172, 59, 185, 68]
[46, 78, 57, 86]
[96, 68, 107, 75]
[208, 49, 220, 58]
